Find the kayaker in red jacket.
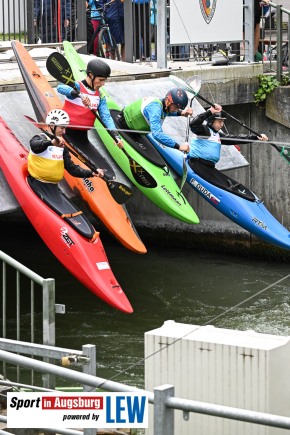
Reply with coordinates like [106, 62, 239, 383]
[57, 58, 124, 153]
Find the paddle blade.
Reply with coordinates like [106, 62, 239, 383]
[121, 148, 157, 188]
[104, 177, 133, 204]
[279, 146, 290, 164]
[169, 75, 197, 95]
[186, 75, 202, 95]
[46, 52, 75, 87]
[179, 154, 188, 192]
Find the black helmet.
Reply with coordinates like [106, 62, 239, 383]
[86, 58, 111, 78]
[207, 112, 227, 128]
[165, 87, 188, 110]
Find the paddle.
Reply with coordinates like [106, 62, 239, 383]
[170, 74, 290, 165]
[46, 52, 157, 188]
[24, 115, 133, 204]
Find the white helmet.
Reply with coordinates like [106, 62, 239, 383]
[45, 109, 70, 126]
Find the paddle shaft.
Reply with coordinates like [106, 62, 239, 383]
[195, 93, 262, 135]
[194, 92, 290, 158]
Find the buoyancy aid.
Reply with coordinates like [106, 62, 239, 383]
[28, 140, 65, 183]
[123, 97, 162, 131]
[189, 128, 222, 164]
[62, 82, 100, 130]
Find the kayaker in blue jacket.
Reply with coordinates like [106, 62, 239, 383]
[119, 87, 192, 152]
[189, 104, 268, 165]
[188, 104, 268, 192]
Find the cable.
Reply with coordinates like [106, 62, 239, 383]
[97, 273, 290, 388]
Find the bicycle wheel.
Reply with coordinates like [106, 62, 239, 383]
[98, 27, 121, 61]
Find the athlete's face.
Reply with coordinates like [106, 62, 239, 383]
[54, 125, 66, 136]
[212, 119, 224, 130]
[88, 74, 107, 89]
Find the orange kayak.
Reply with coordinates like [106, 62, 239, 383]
[11, 40, 146, 254]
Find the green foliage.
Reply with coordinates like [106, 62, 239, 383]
[254, 74, 280, 105]
[280, 74, 290, 86]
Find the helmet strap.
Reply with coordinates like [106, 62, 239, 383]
[49, 125, 57, 136]
[87, 73, 95, 90]
[164, 97, 172, 112]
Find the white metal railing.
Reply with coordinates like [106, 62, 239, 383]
[1, 344, 290, 435]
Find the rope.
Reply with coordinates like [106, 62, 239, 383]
[96, 273, 290, 388]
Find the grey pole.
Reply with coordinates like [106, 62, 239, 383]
[154, 384, 174, 435]
[244, 0, 255, 62]
[157, 0, 167, 69]
[124, 1, 134, 63]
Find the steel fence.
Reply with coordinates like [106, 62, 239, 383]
[0, 249, 60, 388]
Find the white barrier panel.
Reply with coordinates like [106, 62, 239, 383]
[7, 392, 148, 429]
[170, 0, 243, 44]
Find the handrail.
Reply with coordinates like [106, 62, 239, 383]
[1, 348, 290, 434]
[0, 249, 49, 286]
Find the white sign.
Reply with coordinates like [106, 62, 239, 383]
[170, 0, 243, 44]
[7, 392, 148, 429]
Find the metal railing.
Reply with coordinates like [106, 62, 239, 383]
[260, 1, 290, 80]
[1, 0, 289, 78]
[0, 249, 60, 387]
[0, 339, 96, 435]
[1, 345, 290, 434]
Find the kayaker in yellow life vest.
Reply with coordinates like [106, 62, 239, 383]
[28, 109, 104, 183]
[118, 87, 192, 152]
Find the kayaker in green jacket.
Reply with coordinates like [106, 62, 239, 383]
[118, 87, 192, 152]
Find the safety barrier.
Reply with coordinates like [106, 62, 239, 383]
[0, 249, 61, 388]
[1, 341, 290, 435]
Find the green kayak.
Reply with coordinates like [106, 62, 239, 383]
[63, 41, 199, 225]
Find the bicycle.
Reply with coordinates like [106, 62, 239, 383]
[87, 1, 121, 61]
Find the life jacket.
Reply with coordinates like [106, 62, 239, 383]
[28, 134, 64, 183]
[189, 127, 221, 164]
[123, 97, 162, 131]
[62, 82, 100, 130]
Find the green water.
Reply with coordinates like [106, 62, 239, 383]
[1, 222, 290, 389]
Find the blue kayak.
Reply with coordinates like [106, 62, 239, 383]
[148, 135, 290, 251]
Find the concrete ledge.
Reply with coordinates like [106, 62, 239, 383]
[266, 85, 290, 128]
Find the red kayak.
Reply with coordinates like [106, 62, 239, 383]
[0, 117, 133, 314]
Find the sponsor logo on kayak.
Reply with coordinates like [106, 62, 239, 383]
[190, 178, 220, 205]
[252, 217, 267, 230]
[44, 91, 55, 98]
[96, 262, 110, 270]
[60, 226, 75, 247]
[161, 185, 182, 206]
[83, 178, 95, 193]
[136, 142, 146, 150]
